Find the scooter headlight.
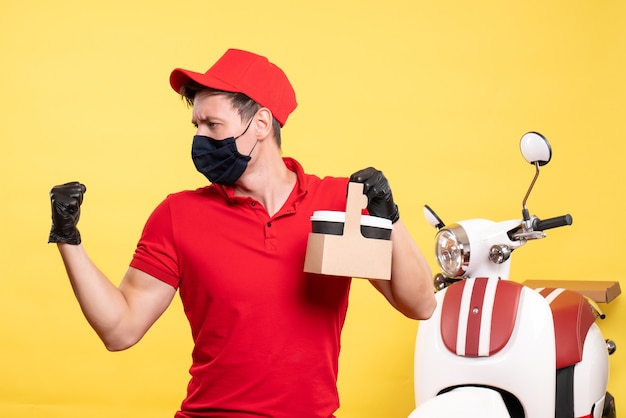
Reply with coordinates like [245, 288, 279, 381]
[435, 224, 470, 277]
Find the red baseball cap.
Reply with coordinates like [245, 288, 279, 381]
[170, 49, 297, 127]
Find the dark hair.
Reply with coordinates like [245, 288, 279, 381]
[179, 81, 282, 147]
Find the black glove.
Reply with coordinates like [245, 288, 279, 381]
[349, 167, 400, 223]
[48, 182, 87, 245]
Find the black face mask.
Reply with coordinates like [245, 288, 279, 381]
[191, 118, 257, 186]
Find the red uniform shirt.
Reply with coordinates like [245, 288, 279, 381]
[130, 158, 351, 418]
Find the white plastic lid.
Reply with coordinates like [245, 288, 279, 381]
[310, 210, 392, 229]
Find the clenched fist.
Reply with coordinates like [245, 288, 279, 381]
[48, 182, 87, 245]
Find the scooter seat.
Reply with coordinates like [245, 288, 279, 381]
[535, 288, 596, 369]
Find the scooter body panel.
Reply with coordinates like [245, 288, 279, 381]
[573, 324, 609, 417]
[413, 278, 556, 418]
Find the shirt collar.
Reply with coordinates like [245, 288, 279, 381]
[215, 157, 309, 209]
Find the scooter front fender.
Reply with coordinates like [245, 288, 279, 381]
[408, 386, 512, 418]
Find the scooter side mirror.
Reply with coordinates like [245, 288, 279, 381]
[520, 131, 552, 221]
[424, 205, 445, 229]
[520, 132, 552, 166]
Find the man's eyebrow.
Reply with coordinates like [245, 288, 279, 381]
[192, 115, 226, 124]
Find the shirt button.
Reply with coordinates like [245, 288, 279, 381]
[267, 222, 272, 227]
[251, 202, 256, 206]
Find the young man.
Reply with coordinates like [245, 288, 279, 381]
[49, 49, 436, 418]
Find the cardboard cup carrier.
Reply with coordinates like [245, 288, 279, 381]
[303, 182, 393, 280]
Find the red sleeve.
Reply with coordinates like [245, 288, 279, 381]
[130, 197, 180, 289]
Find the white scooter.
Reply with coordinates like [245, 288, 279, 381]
[409, 132, 617, 418]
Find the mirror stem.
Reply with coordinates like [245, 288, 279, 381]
[522, 162, 541, 221]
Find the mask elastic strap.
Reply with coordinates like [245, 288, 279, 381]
[246, 139, 260, 157]
[235, 115, 256, 140]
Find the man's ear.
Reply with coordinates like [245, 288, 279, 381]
[255, 108, 273, 139]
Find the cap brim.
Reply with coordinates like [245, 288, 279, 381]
[169, 68, 241, 95]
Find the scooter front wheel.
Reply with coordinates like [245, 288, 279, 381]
[409, 386, 513, 418]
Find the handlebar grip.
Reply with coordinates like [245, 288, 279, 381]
[534, 214, 573, 231]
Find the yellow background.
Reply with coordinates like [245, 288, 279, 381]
[1, 1, 625, 417]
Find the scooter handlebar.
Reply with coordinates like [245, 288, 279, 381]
[533, 214, 573, 231]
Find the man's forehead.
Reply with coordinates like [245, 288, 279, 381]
[192, 93, 238, 119]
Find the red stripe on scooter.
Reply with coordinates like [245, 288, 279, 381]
[465, 278, 488, 356]
[440, 280, 465, 354]
[489, 280, 522, 354]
